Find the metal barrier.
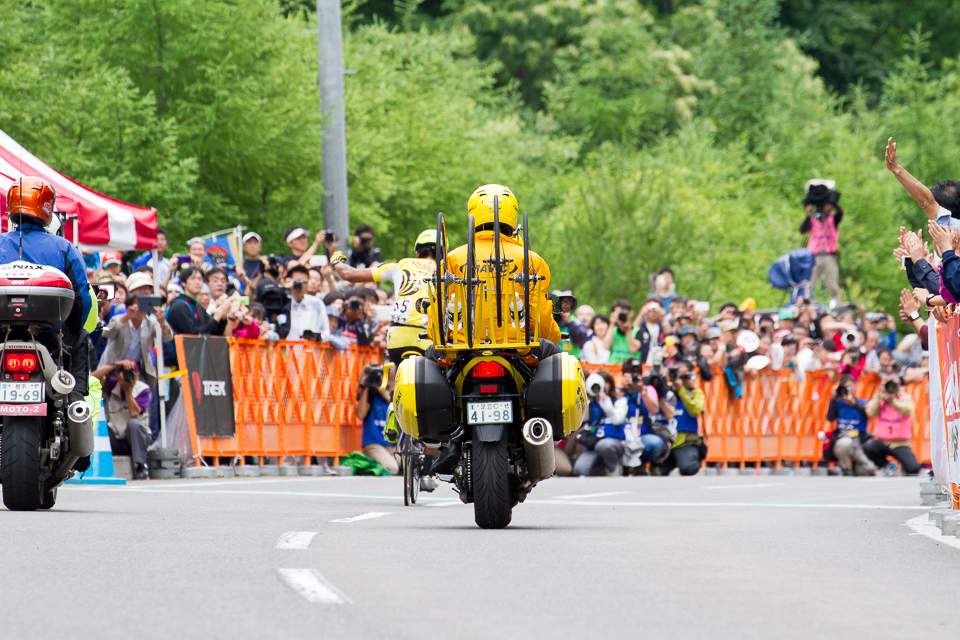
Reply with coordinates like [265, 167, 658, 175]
[182, 338, 380, 466]
[179, 339, 930, 469]
[581, 364, 931, 468]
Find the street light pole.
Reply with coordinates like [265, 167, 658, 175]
[316, 0, 350, 249]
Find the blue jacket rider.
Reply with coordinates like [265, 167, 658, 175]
[1, 177, 93, 399]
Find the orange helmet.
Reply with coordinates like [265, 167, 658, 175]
[7, 177, 56, 226]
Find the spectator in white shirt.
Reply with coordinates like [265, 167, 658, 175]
[287, 264, 330, 341]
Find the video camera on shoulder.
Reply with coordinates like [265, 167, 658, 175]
[802, 179, 841, 221]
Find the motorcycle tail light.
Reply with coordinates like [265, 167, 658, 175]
[471, 361, 506, 378]
[5, 352, 38, 373]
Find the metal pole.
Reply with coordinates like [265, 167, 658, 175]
[316, 0, 350, 250]
[152, 249, 168, 447]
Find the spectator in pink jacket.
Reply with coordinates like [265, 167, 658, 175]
[862, 372, 921, 475]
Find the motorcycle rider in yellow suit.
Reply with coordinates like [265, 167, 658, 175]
[444, 183, 562, 348]
[429, 184, 562, 475]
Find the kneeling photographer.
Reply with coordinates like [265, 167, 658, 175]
[862, 373, 921, 475]
[572, 370, 629, 477]
[824, 374, 876, 476]
[356, 364, 399, 475]
[620, 358, 670, 473]
[658, 360, 705, 476]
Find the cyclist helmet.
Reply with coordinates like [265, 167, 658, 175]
[414, 229, 437, 258]
[468, 184, 518, 233]
[7, 176, 56, 226]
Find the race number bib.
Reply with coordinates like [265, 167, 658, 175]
[391, 298, 413, 324]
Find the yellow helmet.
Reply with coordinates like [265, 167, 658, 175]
[468, 184, 518, 232]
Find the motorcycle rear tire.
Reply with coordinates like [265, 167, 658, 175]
[472, 439, 512, 529]
[1, 416, 43, 511]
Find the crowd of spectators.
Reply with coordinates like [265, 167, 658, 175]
[85, 144, 948, 479]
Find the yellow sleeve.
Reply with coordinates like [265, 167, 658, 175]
[531, 253, 561, 344]
[371, 262, 397, 283]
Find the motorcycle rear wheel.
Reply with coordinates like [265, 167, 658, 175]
[1, 416, 43, 511]
[472, 439, 512, 529]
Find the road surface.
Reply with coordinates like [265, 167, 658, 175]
[0, 474, 955, 639]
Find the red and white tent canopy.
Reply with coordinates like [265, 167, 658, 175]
[0, 128, 158, 251]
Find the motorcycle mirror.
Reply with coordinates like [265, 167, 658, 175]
[552, 295, 577, 315]
[94, 283, 117, 301]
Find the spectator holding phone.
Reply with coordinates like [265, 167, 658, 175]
[99, 294, 172, 389]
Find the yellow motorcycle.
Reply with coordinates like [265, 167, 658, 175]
[393, 205, 586, 528]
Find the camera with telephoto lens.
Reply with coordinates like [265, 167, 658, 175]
[362, 365, 384, 389]
[618, 311, 629, 323]
[293, 279, 305, 291]
[347, 299, 362, 312]
[643, 348, 668, 396]
[841, 331, 861, 348]
[585, 373, 605, 398]
[883, 380, 900, 395]
[837, 384, 849, 398]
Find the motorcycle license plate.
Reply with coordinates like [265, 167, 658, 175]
[0, 382, 43, 404]
[467, 401, 512, 425]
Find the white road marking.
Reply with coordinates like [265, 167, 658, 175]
[64, 486, 927, 510]
[330, 511, 391, 523]
[551, 491, 631, 500]
[425, 501, 462, 508]
[703, 483, 785, 490]
[277, 568, 351, 604]
[904, 514, 960, 551]
[276, 531, 318, 549]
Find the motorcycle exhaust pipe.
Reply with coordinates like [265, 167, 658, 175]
[53, 401, 95, 482]
[522, 417, 556, 482]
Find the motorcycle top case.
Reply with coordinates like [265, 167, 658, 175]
[524, 353, 587, 439]
[0, 261, 74, 326]
[393, 356, 457, 443]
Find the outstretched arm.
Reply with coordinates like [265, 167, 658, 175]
[886, 138, 940, 219]
[331, 251, 376, 283]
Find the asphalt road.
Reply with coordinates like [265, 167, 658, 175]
[0, 474, 956, 640]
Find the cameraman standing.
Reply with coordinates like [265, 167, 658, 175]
[824, 374, 876, 476]
[658, 360, 705, 476]
[286, 264, 332, 343]
[356, 365, 399, 475]
[799, 179, 843, 309]
[862, 373, 921, 475]
[602, 300, 641, 365]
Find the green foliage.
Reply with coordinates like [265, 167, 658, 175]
[2, 0, 957, 317]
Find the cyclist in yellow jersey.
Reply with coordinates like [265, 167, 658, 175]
[331, 230, 436, 363]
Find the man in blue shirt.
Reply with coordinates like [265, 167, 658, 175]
[0, 178, 92, 400]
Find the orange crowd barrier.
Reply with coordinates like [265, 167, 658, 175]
[181, 338, 380, 467]
[178, 338, 930, 469]
[581, 363, 931, 468]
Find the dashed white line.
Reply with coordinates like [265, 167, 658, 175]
[425, 500, 462, 508]
[703, 483, 785, 490]
[278, 568, 352, 604]
[276, 531, 318, 549]
[330, 511, 392, 523]
[905, 514, 960, 551]
[551, 491, 631, 500]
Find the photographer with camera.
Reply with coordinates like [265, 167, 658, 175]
[799, 179, 844, 309]
[93, 360, 152, 480]
[824, 374, 876, 476]
[620, 358, 670, 472]
[348, 224, 383, 269]
[572, 370, 629, 476]
[338, 291, 372, 346]
[657, 360, 705, 476]
[356, 364, 399, 475]
[602, 300, 642, 364]
[862, 373, 921, 475]
[284, 263, 331, 343]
